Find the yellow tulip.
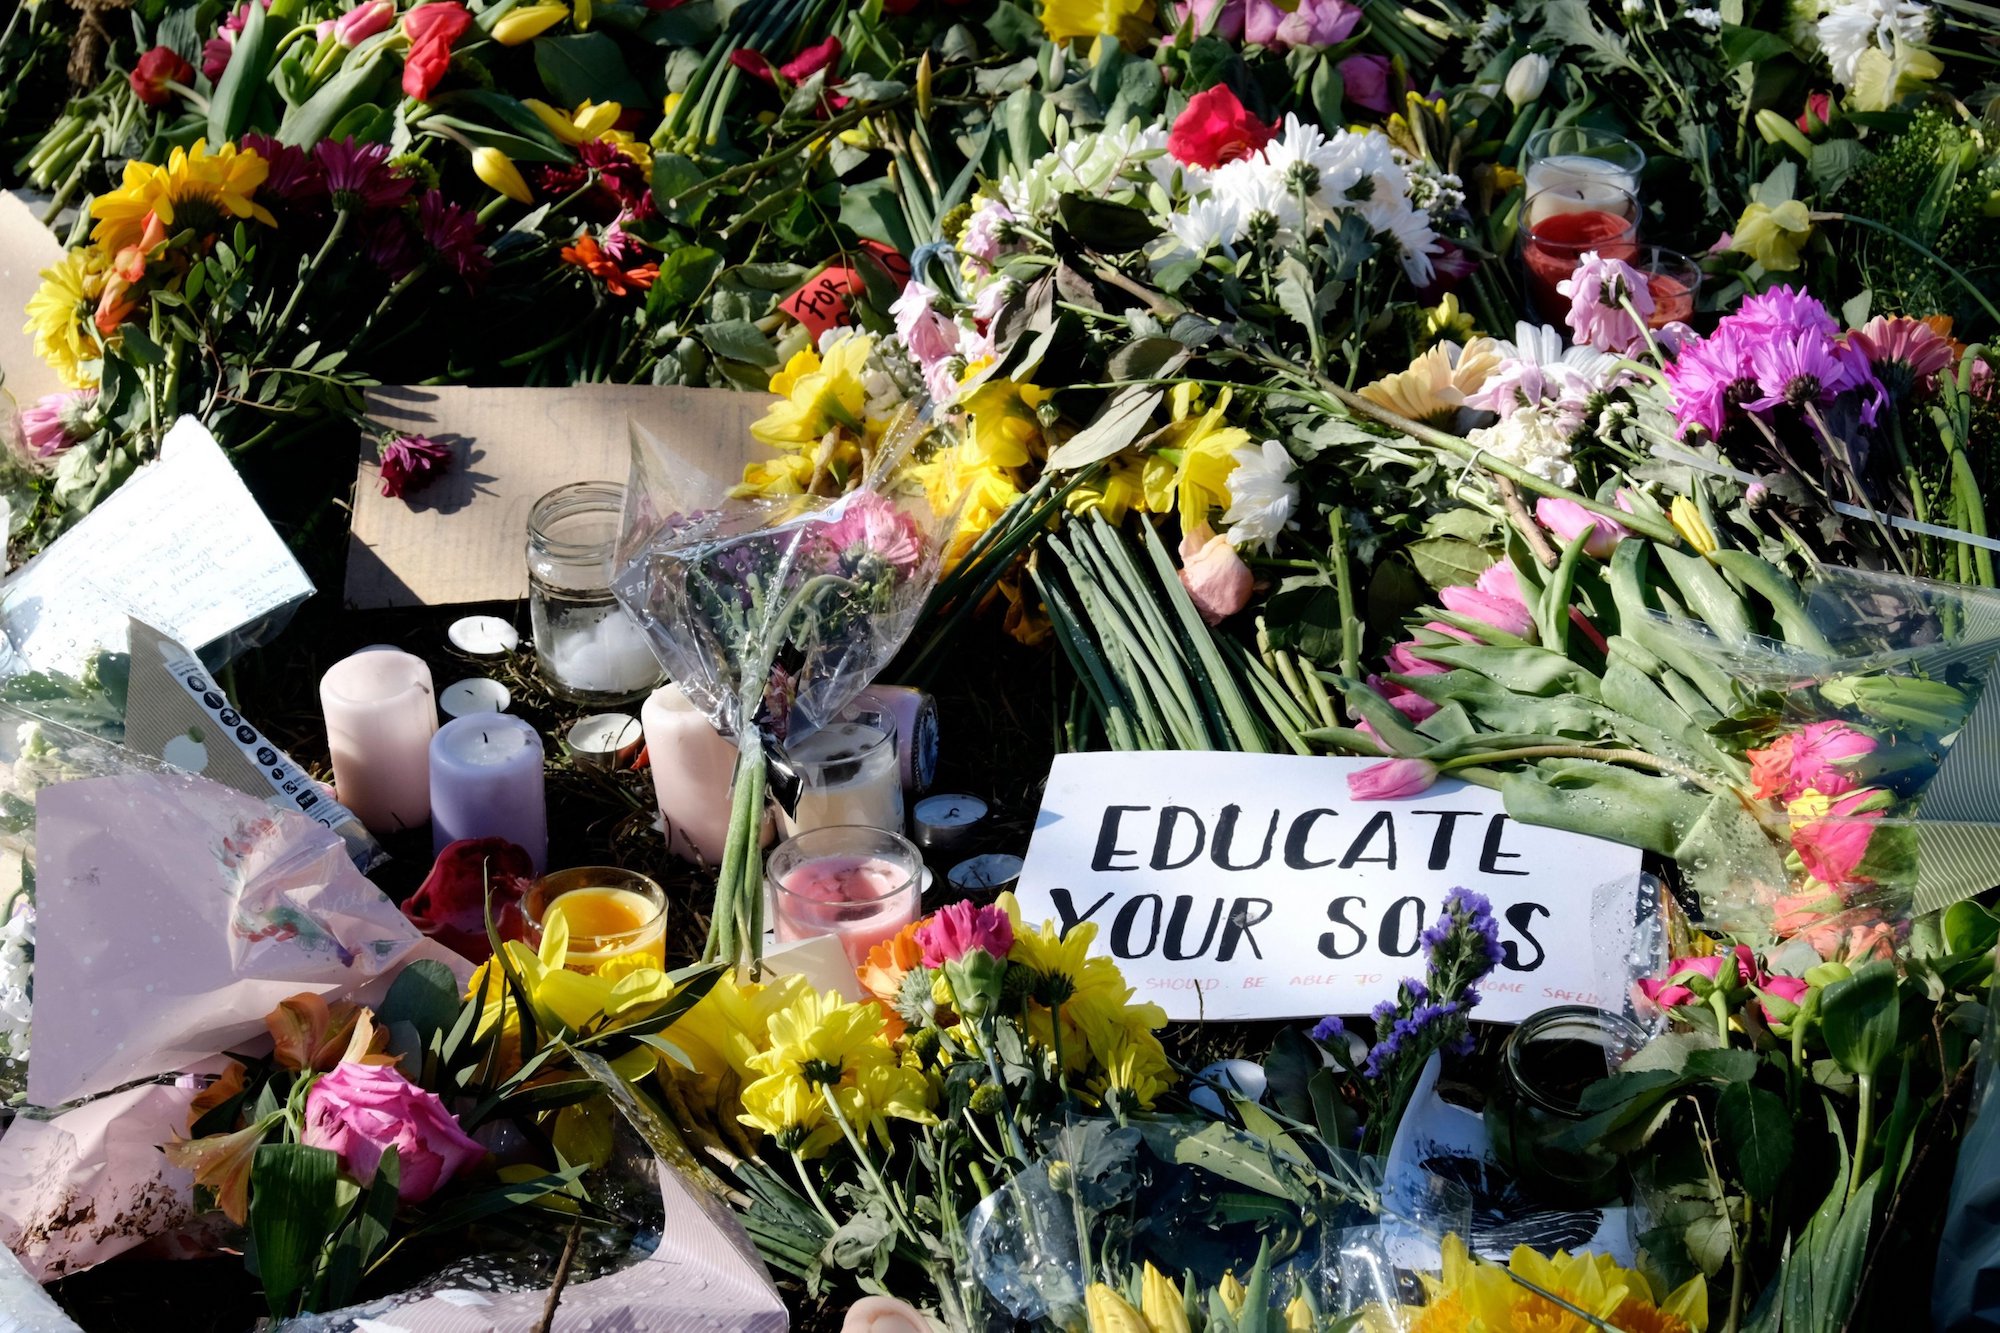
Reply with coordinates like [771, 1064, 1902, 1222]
[1218, 1273, 1247, 1317]
[492, 1, 566, 43]
[525, 97, 623, 145]
[1731, 199, 1813, 272]
[1087, 1284, 1153, 1333]
[1140, 1265, 1190, 1333]
[1670, 495, 1718, 555]
[1284, 1295, 1313, 1333]
[472, 146, 533, 204]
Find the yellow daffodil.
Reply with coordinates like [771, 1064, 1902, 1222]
[1148, 384, 1251, 530]
[1358, 338, 1503, 428]
[1385, 1234, 1708, 1333]
[472, 146, 534, 203]
[88, 138, 275, 255]
[1849, 41, 1943, 112]
[1140, 1265, 1190, 1333]
[999, 573, 1053, 646]
[492, 0, 567, 43]
[907, 442, 1023, 567]
[1731, 199, 1814, 272]
[669, 970, 815, 1083]
[1088, 1283, 1153, 1333]
[1669, 495, 1718, 555]
[23, 249, 109, 388]
[470, 911, 681, 1057]
[1066, 456, 1149, 525]
[751, 335, 874, 449]
[1040, 0, 1156, 48]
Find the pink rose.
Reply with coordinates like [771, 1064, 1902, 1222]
[1796, 92, 1832, 135]
[1757, 973, 1810, 1024]
[1178, 522, 1253, 625]
[1791, 789, 1882, 886]
[1636, 947, 1757, 1010]
[1748, 721, 1876, 803]
[1346, 757, 1438, 800]
[1167, 85, 1276, 169]
[915, 900, 1014, 967]
[1338, 54, 1393, 113]
[302, 1062, 484, 1202]
[1535, 497, 1630, 558]
[824, 491, 925, 570]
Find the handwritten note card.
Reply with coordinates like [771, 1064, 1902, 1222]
[1014, 752, 1646, 1023]
[1, 416, 313, 676]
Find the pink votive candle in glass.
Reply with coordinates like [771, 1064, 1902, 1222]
[766, 825, 923, 966]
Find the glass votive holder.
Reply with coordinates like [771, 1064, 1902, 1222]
[1631, 246, 1701, 327]
[1489, 1004, 1647, 1204]
[779, 709, 905, 836]
[525, 866, 668, 975]
[1522, 183, 1639, 324]
[1522, 125, 1647, 202]
[526, 481, 665, 707]
[766, 825, 924, 966]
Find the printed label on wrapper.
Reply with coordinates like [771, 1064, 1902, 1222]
[1015, 753, 1646, 1023]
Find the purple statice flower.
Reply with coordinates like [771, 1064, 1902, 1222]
[1664, 322, 1759, 438]
[1728, 285, 1839, 341]
[1362, 999, 1465, 1079]
[416, 190, 491, 289]
[315, 139, 412, 214]
[1423, 887, 1504, 974]
[1557, 251, 1654, 355]
[1309, 1015, 1346, 1043]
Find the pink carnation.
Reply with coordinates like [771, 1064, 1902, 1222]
[302, 1062, 484, 1202]
[915, 900, 1013, 967]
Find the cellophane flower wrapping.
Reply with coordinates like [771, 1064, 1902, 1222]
[1642, 565, 2000, 953]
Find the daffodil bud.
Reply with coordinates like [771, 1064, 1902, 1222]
[1755, 108, 1815, 157]
[1504, 53, 1550, 110]
[491, 2, 567, 45]
[916, 50, 932, 121]
[472, 146, 533, 204]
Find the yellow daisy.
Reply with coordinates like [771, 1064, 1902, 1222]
[1357, 338, 1502, 429]
[23, 250, 108, 388]
[88, 139, 276, 255]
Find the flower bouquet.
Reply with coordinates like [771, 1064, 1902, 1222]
[613, 400, 952, 965]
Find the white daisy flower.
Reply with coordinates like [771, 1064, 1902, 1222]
[1816, 0, 1931, 84]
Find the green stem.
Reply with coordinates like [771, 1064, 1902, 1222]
[265, 208, 350, 354]
[1437, 742, 1707, 787]
[1848, 1071, 1874, 1203]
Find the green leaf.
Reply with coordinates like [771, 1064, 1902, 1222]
[1717, 1082, 1792, 1198]
[1820, 961, 1900, 1078]
[275, 35, 395, 147]
[697, 318, 778, 367]
[1685, 1047, 1758, 1083]
[318, 1148, 398, 1308]
[534, 33, 647, 108]
[1045, 387, 1162, 470]
[249, 1143, 342, 1316]
[1055, 195, 1159, 253]
[209, 0, 289, 143]
[379, 960, 463, 1058]
[1718, 24, 1795, 66]
[1406, 536, 1493, 591]
[838, 178, 915, 256]
[647, 244, 722, 315]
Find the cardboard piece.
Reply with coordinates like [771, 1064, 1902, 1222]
[348, 385, 775, 608]
[1013, 752, 1646, 1024]
[0, 192, 66, 409]
[0, 417, 315, 677]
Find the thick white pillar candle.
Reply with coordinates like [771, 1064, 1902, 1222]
[429, 713, 548, 873]
[640, 684, 738, 864]
[320, 650, 436, 835]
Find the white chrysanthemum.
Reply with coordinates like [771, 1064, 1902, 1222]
[1816, 0, 1931, 85]
[1687, 6, 1723, 26]
[1210, 158, 1303, 242]
[1466, 405, 1578, 486]
[1138, 123, 1209, 194]
[1167, 195, 1243, 254]
[1360, 196, 1441, 284]
[1470, 322, 1622, 416]
[1222, 439, 1300, 553]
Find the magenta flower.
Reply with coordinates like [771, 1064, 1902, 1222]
[916, 901, 1014, 967]
[1535, 496, 1629, 558]
[302, 1062, 483, 1202]
[16, 389, 96, 460]
[1746, 332, 1887, 426]
[823, 491, 924, 569]
[1663, 322, 1756, 438]
[1338, 54, 1393, 113]
[415, 189, 490, 288]
[240, 133, 325, 211]
[1792, 789, 1882, 886]
[1757, 973, 1810, 1024]
[1729, 286, 1838, 341]
[1747, 720, 1876, 802]
[378, 432, 452, 498]
[1636, 950, 1738, 1010]
[1347, 757, 1438, 800]
[1384, 641, 1447, 677]
[315, 138, 412, 213]
[1168, 0, 1244, 40]
[1849, 314, 1959, 397]
[1557, 251, 1653, 355]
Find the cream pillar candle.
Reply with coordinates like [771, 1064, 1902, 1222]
[320, 649, 436, 835]
[640, 684, 740, 864]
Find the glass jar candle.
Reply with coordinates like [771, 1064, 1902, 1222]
[766, 825, 924, 965]
[526, 482, 664, 706]
[779, 709, 904, 836]
[1488, 1004, 1647, 1205]
[1522, 183, 1639, 324]
[526, 866, 668, 974]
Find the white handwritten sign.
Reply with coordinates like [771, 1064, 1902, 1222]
[1014, 753, 1646, 1023]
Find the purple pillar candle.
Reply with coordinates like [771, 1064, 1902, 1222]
[429, 713, 548, 873]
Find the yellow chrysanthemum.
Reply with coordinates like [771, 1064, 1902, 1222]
[1357, 338, 1502, 428]
[1147, 384, 1251, 530]
[1040, 0, 1156, 48]
[667, 969, 814, 1083]
[1381, 1234, 1708, 1333]
[739, 1072, 842, 1157]
[23, 249, 108, 388]
[748, 986, 892, 1083]
[959, 375, 1052, 470]
[908, 442, 1024, 568]
[89, 138, 275, 256]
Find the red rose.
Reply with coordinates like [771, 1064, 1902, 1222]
[1796, 91, 1832, 135]
[401, 1, 472, 101]
[1166, 84, 1275, 169]
[131, 46, 195, 108]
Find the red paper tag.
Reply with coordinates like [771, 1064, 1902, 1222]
[779, 241, 914, 338]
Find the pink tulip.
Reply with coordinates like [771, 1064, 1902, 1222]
[334, 0, 394, 47]
[1748, 721, 1876, 803]
[1179, 523, 1253, 625]
[1369, 675, 1440, 722]
[1384, 641, 1447, 677]
[1244, 0, 1359, 49]
[1438, 583, 1534, 638]
[1346, 757, 1438, 800]
[1535, 497, 1629, 558]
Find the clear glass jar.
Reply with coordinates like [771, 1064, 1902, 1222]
[778, 708, 904, 837]
[1488, 1005, 1647, 1205]
[526, 482, 664, 705]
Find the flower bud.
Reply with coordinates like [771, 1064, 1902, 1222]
[333, 0, 395, 48]
[1804, 960, 1852, 988]
[1504, 53, 1550, 110]
[472, 146, 534, 204]
[491, 1, 565, 45]
[1754, 108, 1815, 158]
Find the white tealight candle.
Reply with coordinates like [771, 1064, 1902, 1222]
[566, 712, 642, 770]
[449, 616, 521, 657]
[440, 677, 511, 718]
[912, 793, 988, 853]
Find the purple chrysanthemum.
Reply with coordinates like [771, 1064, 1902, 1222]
[315, 139, 412, 214]
[415, 190, 491, 289]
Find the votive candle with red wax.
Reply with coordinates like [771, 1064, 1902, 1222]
[1522, 185, 1639, 324]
